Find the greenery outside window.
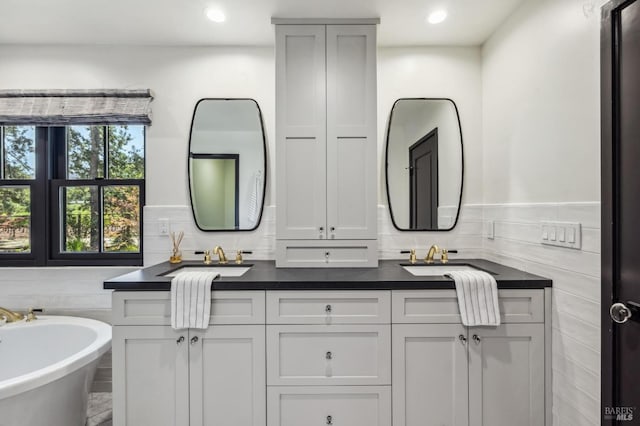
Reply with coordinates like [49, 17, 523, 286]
[0, 125, 145, 266]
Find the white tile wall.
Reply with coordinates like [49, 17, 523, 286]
[378, 203, 484, 259]
[0, 267, 134, 314]
[482, 202, 600, 426]
[143, 205, 276, 266]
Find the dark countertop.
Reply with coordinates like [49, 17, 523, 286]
[103, 259, 552, 291]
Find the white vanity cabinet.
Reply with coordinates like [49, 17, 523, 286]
[111, 286, 550, 426]
[111, 291, 266, 426]
[274, 20, 378, 267]
[392, 289, 549, 426]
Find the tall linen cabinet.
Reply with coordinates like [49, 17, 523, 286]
[274, 20, 379, 267]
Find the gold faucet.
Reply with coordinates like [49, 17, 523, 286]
[213, 246, 228, 264]
[0, 307, 24, 323]
[425, 244, 441, 264]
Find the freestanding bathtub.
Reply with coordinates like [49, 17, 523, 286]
[0, 315, 111, 426]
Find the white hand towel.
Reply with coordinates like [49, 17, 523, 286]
[171, 271, 219, 330]
[446, 270, 501, 326]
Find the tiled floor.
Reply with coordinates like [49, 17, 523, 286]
[86, 392, 112, 426]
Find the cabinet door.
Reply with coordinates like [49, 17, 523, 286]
[326, 25, 377, 239]
[275, 24, 327, 240]
[189, 325, 266, 426]
[392, 324, 469, 426]
[468, 324, 545, 426]
[112, 326, 189, 426]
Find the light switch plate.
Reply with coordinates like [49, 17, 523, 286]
[158, 218, 170, 235]
[541, 221, 581, 249]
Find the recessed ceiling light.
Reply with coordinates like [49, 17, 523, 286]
[427, 10, 447, 24]
[206, 8, 226, 23]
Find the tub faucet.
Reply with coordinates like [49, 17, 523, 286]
[213, 246, 228, 264]
[0, 307, 24, 323]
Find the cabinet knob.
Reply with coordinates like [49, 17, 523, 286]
[176, 336, 185, 345]
[190, 336, 199, 345]
[325, 304, 332, 313]
[472, 334, 481, 344]
[326, 415, 333, 425]
[330, 226, 335, 232]
[326, 351, 333, 360]
[458, 334, 467, 344]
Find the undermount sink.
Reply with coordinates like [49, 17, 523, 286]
[402, 264, 482, 277]
[163, 265, 252, 278]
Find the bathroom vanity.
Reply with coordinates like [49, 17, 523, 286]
[105, 260, 552, 426]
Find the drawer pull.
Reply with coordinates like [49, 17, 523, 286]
[458, 334, 467, 344]
[326, 415, 333, 425]
[176, 336, 185, 345]
[325, 351, 333, 360]
[472, 334, 481, 344]
[325, 304, 332, 313]
[190, 336, 199, 345]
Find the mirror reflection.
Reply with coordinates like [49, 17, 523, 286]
[188, 99, 266, 231]
[385, 98, 463, 231]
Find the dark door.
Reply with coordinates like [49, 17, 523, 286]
[409, 128, 438, 229]
[602, 1, 640, 423]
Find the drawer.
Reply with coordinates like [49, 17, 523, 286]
[266, 291, 390, 324]
[392, 289, 544, 324]
[267, 386, 391, 426]
[275, 240, 378, 267]
[112, 291, 265, 325]
[267, 324, 391, 386]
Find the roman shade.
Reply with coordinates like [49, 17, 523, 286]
[0, 89, 153, 125]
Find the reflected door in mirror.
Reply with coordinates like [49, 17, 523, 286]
[409, 128, 438, 229]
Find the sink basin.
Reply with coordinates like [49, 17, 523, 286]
[163, 266, 251, 278]
[402, 264, 481, 277]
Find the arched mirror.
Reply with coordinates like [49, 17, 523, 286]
[385, 98, 463, 231]
[188, 99, 267, 231]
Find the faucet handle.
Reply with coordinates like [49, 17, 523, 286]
[26, 308, 43, 322]
[440, 249, 458, 264]
[400, 249, 418, 264]
[235, 250, 253, 264]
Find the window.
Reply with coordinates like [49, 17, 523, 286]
[0, 125, 145, 266]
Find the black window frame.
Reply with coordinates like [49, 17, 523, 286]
[0, 125, 145, 267]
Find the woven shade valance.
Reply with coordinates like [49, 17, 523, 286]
[0, 89, 153, 126]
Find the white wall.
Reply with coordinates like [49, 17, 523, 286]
[481, 1, 602, 425]
[482, 0, 600, 204]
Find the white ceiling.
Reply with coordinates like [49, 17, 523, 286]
[0, 0, 526, 47]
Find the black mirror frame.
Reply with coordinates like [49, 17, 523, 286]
[384, 97, 464, 232]
[187, 98, 268, 232]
